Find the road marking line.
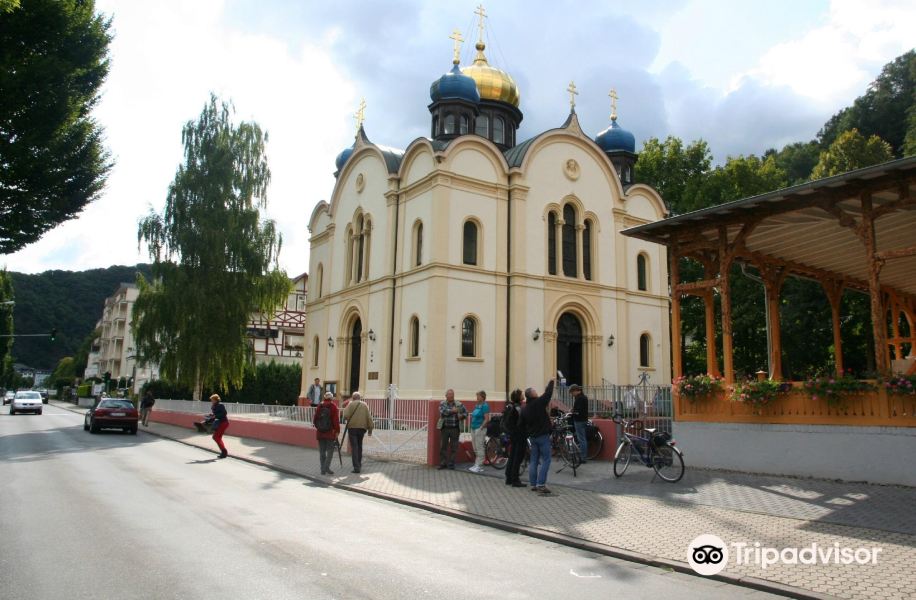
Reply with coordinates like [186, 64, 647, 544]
[569, 569, 601, 578]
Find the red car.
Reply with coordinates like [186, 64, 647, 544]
[84, 398, 139, 434]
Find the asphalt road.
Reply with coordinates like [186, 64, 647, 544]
[0, 406, 778, 599]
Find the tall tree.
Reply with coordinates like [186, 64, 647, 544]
[0, 269, 13, 384]
[766, 141, 821, 185]
[811, 128, 894, 179]
[634, 136, 712, 214]
[134, 95, 290, 395]
[0, 0, 112, 254]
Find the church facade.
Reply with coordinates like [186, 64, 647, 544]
[300, 25, 670, 402]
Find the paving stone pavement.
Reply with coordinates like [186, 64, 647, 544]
[122, 415, 916, 600]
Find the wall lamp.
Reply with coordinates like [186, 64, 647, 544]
[532, 327, 541, 341]
[327, 337, 335, 348]
[607, 334, 615, 347]
[368, 329, 376, 341]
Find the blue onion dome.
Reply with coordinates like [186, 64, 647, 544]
[335, 143, 355, 171]
[430, 63, 481, 104]
[595, 117, 636, 153]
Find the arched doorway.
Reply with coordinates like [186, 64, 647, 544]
[556, 312, 583, 386]
[349, 318, 362, 394]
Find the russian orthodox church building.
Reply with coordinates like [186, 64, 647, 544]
[301, 13, 669, 402]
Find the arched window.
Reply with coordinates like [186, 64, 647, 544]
[345, 227, 354, 285]
[459, 115, 469, 135]
[316, 263, 324, 298]
[463, 220, 478, 266]
[475, 114, 489, 137]
[355, 215, 365, 282]
[637, 254, 648, 291]
[583, 220, 592, 281]
[444, 114, 456, 135]
[414, 221, 423, 267]
[493, 117, 505, 145]
[562, 204, 577, 277]
[312, 336, 319, 367]
[547, 211, 557, 275]
[639, 334, 651, 368]
[461, 316, 477, 357]
[409, 316, 420, 358]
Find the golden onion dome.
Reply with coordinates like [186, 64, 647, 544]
[461, 41, 520, 107]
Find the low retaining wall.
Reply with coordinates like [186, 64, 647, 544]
[150, 410, 319, 449]
[673, 421, 916, 486]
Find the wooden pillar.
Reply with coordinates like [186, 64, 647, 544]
[862, 193, 890, 374]
[703, 291, 719, 377]
[670, 244, 683, 380]
[761, 266, 786, 380]
[822, 279, 845, 376]
[718, 226, 735, 384]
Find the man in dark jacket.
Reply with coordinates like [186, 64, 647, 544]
[520, 378, 555, 494]
[502, 389, 526, 487]
[570, 384, 589, 463]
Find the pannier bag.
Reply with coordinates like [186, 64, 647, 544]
[651, 431, 672, 447]
[486, 414, 502, 437]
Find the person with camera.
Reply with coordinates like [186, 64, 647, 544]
[520, 378, 555, 494]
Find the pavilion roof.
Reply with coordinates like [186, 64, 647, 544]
[622, 156, 916, 296]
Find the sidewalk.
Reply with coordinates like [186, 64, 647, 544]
[67, 402, 914, 600]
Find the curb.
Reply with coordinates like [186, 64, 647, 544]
[53, 403, 832, 600]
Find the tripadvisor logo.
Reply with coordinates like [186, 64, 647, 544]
[687, 534, 728, 576]
[687, 534, 883, 575]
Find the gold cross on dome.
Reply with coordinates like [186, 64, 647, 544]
[354, 98, 366, 132]
[449, 29, 463, 64]
[567, 81, 579, 109]
[609, 88, 619, 121]
[474, 4, 487, 44]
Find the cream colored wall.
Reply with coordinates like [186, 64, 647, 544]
[302, 130, 671, 399]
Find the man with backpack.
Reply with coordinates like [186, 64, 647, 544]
[502, 388, 526, 487]
[313, 391, 340, 475]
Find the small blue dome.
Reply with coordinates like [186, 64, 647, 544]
[430, 64, 480, 104]
[595, 119, 636, 153]
[335, 144, 354, 171]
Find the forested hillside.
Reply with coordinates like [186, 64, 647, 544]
[9, 264, 151, 369]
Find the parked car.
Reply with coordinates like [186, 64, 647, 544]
[10, 390, 43, 415]
[3, 391, 14, 405]
[38, 389, 49, 404]
[84, 398, 139, 434]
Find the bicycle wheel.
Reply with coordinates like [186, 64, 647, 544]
[485, 436, 508, 469]
[565, 438, 581, 471]
[652, 444, 685, 483]
[586, 430, 603, 461]
[613, 441, 632, 477]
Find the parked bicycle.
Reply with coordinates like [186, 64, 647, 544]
[611, 412, 684, 483]
[549, 410, 581, 476]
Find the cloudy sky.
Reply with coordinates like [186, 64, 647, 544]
[6, 0, 914, 276]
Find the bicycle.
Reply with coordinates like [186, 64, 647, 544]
[484, 431, 529, 471]
[549, 411, 581, 476]
[611, 412, 684, 483]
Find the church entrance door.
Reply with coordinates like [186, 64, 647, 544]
[556, 312, 583, 386]
[349, 319, 362, 394]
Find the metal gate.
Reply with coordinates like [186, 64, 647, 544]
[553, 377, 673, 433]
[358, 386, 429, 464]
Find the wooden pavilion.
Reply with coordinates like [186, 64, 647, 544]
[623, 156, 916, 384]
[622, 159, 915, 483]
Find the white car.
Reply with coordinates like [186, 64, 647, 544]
[10, 391, 43, 415]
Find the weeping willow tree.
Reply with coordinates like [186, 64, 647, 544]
[134, 95, 291, 397]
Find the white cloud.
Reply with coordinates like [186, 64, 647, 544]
[735, 0, 915, 107]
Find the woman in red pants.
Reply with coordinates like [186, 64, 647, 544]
[209, 393, 229, 458]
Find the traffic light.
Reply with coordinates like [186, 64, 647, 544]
[50, 328, 57, 341]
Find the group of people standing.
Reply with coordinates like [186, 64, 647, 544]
[201, 375, 590, 493]
[438, 378, 590, 496]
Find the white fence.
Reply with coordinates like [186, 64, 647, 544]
[553, 383, 673, 433]
[154, 399, 317, 427]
